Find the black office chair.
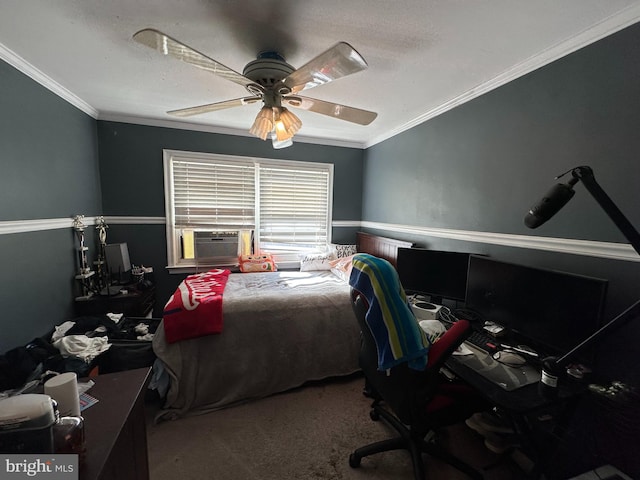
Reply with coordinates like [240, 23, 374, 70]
[349, 287, 489, 480]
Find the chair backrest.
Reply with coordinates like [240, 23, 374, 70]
[352, 290, 472, 426]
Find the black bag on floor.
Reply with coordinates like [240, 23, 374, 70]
[96, 317, 161, 374]
[97, 339, 156, 374]
[0, 338, 59, 391]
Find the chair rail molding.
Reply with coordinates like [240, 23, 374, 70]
[3, 217, 637, 262]
[0, 216, 165, 235]
[360, 221, 640, 263]
[0, 217, 80, 235]
[103, 216, 166, 225]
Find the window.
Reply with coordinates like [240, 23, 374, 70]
[164, 150, 333, 270]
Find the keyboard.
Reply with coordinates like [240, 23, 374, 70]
[464, 329, 498, 353]
[452, 308, 484, 324]
[439, 307, 498, 352]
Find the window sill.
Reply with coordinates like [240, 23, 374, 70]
[166, 260, 301, 275]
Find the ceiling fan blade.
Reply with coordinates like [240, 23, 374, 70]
[167, 97, 261, 117]
[133, 28, 259, 90]
[282, 42, 368, 94]
[284, 96, 377, 125]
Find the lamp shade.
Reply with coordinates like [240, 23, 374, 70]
[249, 106, 275, 140]
[250, 106, 302, 146]
[277, 108, 302, 137]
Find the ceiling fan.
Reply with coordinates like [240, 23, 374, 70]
[133, 28, 377, 148]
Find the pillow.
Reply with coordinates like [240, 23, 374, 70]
[299, 252, 336, 272]
[329, 254, 355, 283]
[330, 243, 357, 258]
[238, 254, 277, 272]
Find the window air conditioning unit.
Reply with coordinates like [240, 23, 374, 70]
[194, 231, 240, 259]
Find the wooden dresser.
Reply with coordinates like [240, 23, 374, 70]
[81, 367, 151, 480]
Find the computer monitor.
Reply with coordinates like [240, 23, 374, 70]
[465, 255, 608, 361]
[105, 242, 132, 284]
[396, 247, 471, 304]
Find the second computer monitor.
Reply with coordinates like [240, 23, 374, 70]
[465, 255, 608, 360]
[396, 247, 471, 304]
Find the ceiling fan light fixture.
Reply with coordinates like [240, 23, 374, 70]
[274, 121, 292, 142]
[133, 31, 378, 143]
[275, 107, 302, 141]
[249, 106, 274, 140]
[271, 132, 293, 149]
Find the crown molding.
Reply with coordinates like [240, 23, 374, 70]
[97, 114, 367, 149]
[365, 4, 640, 148]
[5, 4, 639, 151]
[0, 42, 98, 119]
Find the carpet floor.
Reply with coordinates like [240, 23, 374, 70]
[145, 374, 530, 480]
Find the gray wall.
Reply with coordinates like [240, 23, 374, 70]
[0, 60, 101, 352]
[96, 121, 365, 311]
[2, 18, 639, 392]
[363, 22, 640, 384]
[1, 19, 639, 475]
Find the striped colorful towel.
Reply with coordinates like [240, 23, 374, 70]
[349, 253, 430, 371]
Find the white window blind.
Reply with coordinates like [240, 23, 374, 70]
[164, 150, 333, 269]
[259, 165, 330, 252]
[172, 157, 256, 230]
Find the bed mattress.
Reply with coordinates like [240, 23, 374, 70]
[153, 270, 359, 419]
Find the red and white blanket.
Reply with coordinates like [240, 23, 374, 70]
[163, 269, 231, 344]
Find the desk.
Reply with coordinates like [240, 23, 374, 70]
[445, 348, 584, 414]
[75, 285, 156, 318]
[446, 347, 588, 477]
[81, 368, 151, 480]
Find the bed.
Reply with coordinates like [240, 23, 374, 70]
[153, 232, 413, 420]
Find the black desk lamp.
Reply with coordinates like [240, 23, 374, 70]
[525, 166, 640, 396]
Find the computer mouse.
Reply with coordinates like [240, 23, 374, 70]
[493, 350, 527, 367]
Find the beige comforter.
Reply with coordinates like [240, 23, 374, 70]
[153, 270, 359, 420]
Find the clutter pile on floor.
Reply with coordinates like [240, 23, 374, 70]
[465, 409, 535, 474]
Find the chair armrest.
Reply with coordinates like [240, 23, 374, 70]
[426, 320, 471, 369]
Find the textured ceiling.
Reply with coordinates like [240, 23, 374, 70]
[1, 1, 640, 148]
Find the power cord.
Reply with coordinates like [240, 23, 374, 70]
[438, 306, 457, 326]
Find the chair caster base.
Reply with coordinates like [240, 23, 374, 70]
[348, 453, 361, 468]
